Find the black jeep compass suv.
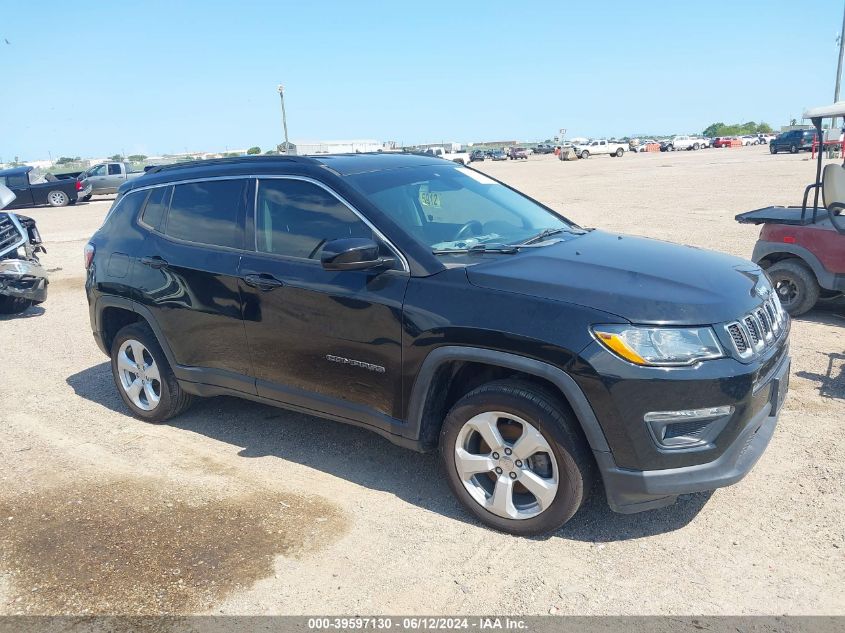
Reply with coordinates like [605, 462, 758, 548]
[85, 154, 790, 535]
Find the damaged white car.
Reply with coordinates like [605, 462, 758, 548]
[0, 183, 48, 314]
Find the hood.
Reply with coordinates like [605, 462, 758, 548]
[466, 230, 769, 325]
[0, 183, 16, 210]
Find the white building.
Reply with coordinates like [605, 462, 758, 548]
[291, 139, 382, 155]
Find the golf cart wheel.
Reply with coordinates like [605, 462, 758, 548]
[767, 259, 820, 316]
[770, 144, 777, 154]
[0, 296, 33, 314]
[789, 144, 798, 154]
[47, 190, 69, 207]
[615, 148, 624, 157]
[440, 379, 595, 535]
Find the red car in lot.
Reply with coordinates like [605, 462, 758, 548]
[713, 136, 737, 148]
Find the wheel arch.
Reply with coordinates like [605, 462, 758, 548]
[753, 242, 835, 288]
[407, 346, 610, 453]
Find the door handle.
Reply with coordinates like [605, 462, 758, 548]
[243, 273, 284, 290]
[140, 256, 168, 269]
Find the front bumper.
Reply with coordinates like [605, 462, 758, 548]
[0, 259, 49, 303]
[596, 350, 790, 513]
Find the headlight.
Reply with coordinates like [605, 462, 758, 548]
[592, 325, 724, 366]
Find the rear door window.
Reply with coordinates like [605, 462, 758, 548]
[164, 179, 247, 249]
[107, 163, 122, 176]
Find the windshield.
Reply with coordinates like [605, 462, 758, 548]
[348, 164, 572, 251]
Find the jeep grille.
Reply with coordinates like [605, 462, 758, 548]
[725, 296, 787, 359]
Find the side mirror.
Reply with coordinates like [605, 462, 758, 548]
[320, 238, 395, 271]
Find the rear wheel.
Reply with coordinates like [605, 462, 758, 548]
[0, 296, 33, 314]
[440, 379, 595, 535]
[790, 144, 798, 154]
[47, 190, 69, 207]
[615, 148, 624, 157]
[110, 322, 194, 422]
[770, 144, 777, 154]
[693, 143, 700, 150]
[767, 260, 820, 316]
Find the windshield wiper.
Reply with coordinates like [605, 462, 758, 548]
[432, 243, 521, 255]
[520, 227, 579, 245]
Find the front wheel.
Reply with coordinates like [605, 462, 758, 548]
[770, 144, 777, 154]
[580, 150, 589, 159]
[767, 260, 820, 316]
[440, 380, 595, 535]
[693, 143, 700, 150]
[47, 190, 69, 207]
[790, 144, 798, 154]
[82, 194, 93, 202]
[111, 322, 194, 422]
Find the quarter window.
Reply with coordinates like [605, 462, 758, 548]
[255, 179, 373, 259]
[140, 186, 170, 231]
[165, 179, 246, 249]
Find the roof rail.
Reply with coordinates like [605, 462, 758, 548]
[143, 154, 317, 175]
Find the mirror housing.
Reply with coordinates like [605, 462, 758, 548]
[321, 238, 395, 271]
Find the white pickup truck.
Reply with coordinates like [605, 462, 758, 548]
[574, 139, 626, 159]
[665, 135, 709, 151]
[422, 147, 472, 165]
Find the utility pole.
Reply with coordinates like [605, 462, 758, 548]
[834, 1, 845, 128]
[278, 84, 289, 153]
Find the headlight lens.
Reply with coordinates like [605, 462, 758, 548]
[592, 325, 724, 366]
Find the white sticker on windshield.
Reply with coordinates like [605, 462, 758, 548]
[455, 167, 496, 185]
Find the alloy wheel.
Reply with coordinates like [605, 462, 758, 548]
[116, 339, 162, 411]
[48, 191, 67, 206]
[454, 411, 559, 520]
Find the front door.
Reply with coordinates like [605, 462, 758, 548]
[132, 178, 254, 391]
[238, 177, 409, 425]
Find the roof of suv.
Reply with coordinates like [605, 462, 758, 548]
[136, 152, 446, 184]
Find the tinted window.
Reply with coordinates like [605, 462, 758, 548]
[256, 179, 373, 258]
[165, 179, 246, 249]
[108, 189, 147, 226]
[4, 174, 27, 189]
[107, 163, 121, 175]
[140, 186, 170, 230]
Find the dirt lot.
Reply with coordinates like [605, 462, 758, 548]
[1, 146, 843, 616]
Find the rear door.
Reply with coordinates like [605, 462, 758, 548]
[103, 163, 125, 193]
[133, 178, 254, 391]
[238, 176, 409, 422]
[2, 173, 33, 208]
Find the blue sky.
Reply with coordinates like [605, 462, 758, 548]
[1, 0, 843, 159]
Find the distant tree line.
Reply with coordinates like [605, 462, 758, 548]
[702, 121, 773, 137]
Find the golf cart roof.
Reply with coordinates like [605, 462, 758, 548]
[803, 102, 845, 119]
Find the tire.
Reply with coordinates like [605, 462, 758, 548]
[82, 194, 93, 202]
[767, 260, 820, 316]
[580, 150, 589, 159]
[47, 190, 69, 207]
[0, 296, 33, 314]
[770, 144, 777, 154]
[667, 145, 674, 152]
[110, 322, 194, 422]
[440, 379, 595, 536]
[790, 144, 798, 154]
[693, 143, 700, 150]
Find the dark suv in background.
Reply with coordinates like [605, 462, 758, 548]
[85, 154, 790, 535]
[770, 129, 818, 154]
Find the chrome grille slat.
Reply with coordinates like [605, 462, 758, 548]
[724, 295, 787, 360]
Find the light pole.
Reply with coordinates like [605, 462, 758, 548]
[834, 2, 845, 129]
[277, 84, 289, 153]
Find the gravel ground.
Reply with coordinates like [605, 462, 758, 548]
[0, 146, 843, 616]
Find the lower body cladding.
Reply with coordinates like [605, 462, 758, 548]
[0, 258, 48, 303]
[576, 338, 791, 513]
